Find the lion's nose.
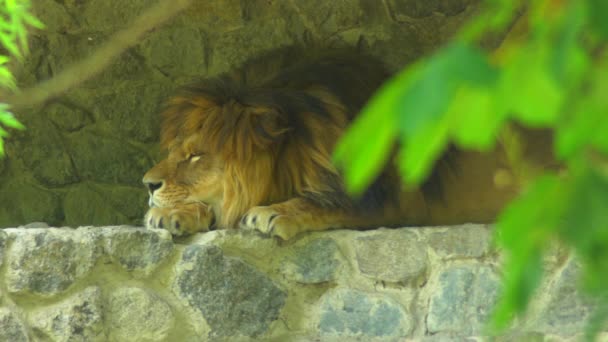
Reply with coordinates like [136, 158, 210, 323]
[145, 181, 163, 194]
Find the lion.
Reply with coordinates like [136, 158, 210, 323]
[142, 47, 553, 240]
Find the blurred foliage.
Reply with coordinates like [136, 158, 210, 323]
[0, 0, 42, 156]
[334, 0, 608, 338]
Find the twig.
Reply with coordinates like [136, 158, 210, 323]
[6, 0, 194, 110]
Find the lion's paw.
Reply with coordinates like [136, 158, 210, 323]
[239, 206, 298, 240]
[145, 204, 214, 236]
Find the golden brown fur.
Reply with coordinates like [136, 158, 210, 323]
[143, 47, 554, 240]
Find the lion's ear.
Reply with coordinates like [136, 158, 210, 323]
[246, 107, 290, 149]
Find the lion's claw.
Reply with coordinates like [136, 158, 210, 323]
[240, 206, 298, 240]
[145, 204, 214, 236]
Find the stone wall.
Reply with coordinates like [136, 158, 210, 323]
[0, 224, 601, 341]
[0, 0, 484, 228]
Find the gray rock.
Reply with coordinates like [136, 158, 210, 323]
[288, 0, 363, 36]
[210, 17, 294, 75]
[424, 224, 492, 259]
[0, 230, 7, 267]
[427, 265, 500, 335]
[82, 0, 157, 30]
[100, 226, 173, 277]
[46, 103, 93, 132]
[107, 287, 174, 341]
[0, 307, 29, 342]
[355, 230, 428, 284]
[29, 287, 105, 342]
[105, 185, 149, 220]
[281, 238, 343, 284]
[318, 288, 412, 338]
[385, 0, 474, 19]
[174, 244, 286, 338]
[139, 26, 207, 77]
[0, 182, 63, 228]
[5, 229, 99, 295]
[82, 81, 170, 142]
[45, 31, 149, 87]
[0, 155, 6, 175]
[32, 0, 75, 32]
[12, 119, 79, 186]
[63, 184, 129, 227]
[19, 222, 50, 229]
[63, 183, 148, 227]
[66, 130, 152, 184]
[535, 259, 595, 336]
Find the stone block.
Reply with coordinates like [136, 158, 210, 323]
[174, 244, 286, 338]
[355, 230, 428, 284]
[427, 265, 500, 335]
[0, 307, 29, 342]
[0, 229, 7, 267]
[66, 130, 152, 185]
[82, 0, 157, 31]
[280, 238, 344, 284]
[12, 118, 79, 186]
[385, 0, 474, 19]
[107, 287, 174, 341]
[63, 184, 129, 227]
[318, 288, 412, 338]
[46, 103, 93, 132]
[139, 26, 207, 77]
[29, 287, 104, 342]
[81, 81, 169, 142]
[99, 226, 173, 277]
[534, 259, 595, 336]
[5, 229, 99, 295]
[32, 0, 75, 32]
[424, 224, 492, 259]
[0, 182, 63, 228]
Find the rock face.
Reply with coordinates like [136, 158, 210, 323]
[318, 288, 413, 338]
[0, 0, 484, 228]
[0, 224, 601, 341]
[174, 244, 286, 338]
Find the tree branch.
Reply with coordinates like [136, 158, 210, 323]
[6, 0, 194, 110]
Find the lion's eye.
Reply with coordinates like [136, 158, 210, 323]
[186, 153, 201, 162]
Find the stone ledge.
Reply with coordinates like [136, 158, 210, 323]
[0, 225, 602, 341]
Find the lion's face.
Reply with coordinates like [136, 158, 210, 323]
[143, 136, 224, 211]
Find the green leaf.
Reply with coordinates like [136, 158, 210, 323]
[556, 58, 608, 158]
[333, 79, 400, 194]
[500, 47, 564, 127]
[23, 13, 45, 29]
[447, 86, 507, 150]
[0, 66, 16, 89]
[397, 120, 449, 185]
[557, 166, 608, 261]
[491, 247, 543, 331]
[492, 175, 562, 330]
[587, 0, 608, 38]
[397, 43, 498, 138]
[0, 32, 21, 58]
[0, 110, 24, 130]
[549, 2, 588, 86]
[556, 109, 607, 159]
[496, 175, 562, 249]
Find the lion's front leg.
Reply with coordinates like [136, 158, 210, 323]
[239, 197, 357, 240]
[145, 203, 214, 236]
